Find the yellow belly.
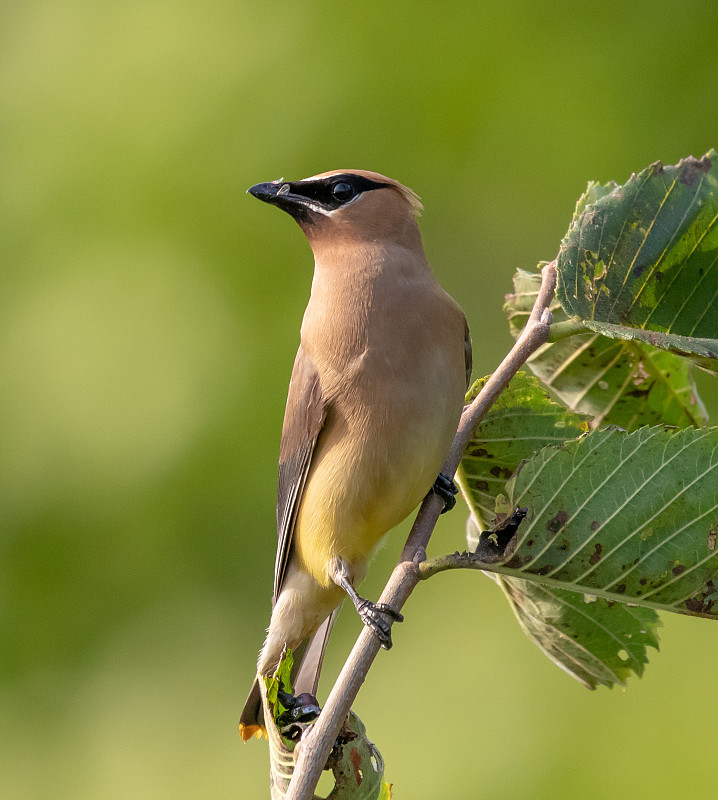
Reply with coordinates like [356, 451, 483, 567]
[292, 404, 455, 587]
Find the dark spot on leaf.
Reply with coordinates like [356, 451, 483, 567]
[504, 552, 531, 569]
[546, 509, 570, 534]
[527, 539, 534, 547]
[651, 161, 665, 176]
[672, 564, 686, 576]
[626, 386, 652, 398]
[589, 543, 603, 565]
[655, 271, 664, 281]
[678, 154, 711, 186]
[632, 264, 646, 278]
[684, 588, 717, 614]
[535, 565, 553, 576]
[490, 466, 513, 479]
[639, 578, 647, 586]
[474, 480, 489, 491]
[590, 521, 599, 531]
[471, 447, 491, 458]
[615, 584, 626, 594]
[350, 747, 363, 785]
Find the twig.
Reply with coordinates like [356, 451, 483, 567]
[284, 261, 558, 800]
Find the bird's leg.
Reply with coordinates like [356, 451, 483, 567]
[432, 471, 459, 513]
[328, 558, 403, 650]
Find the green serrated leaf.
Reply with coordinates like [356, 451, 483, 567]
[457, 372, 589, 529]
[504, 268, 708, 429]
[557, 151, 718, 370]
[483, 426, 718, 618]
[264, 648, 294, 725]
[498, 575, 661, 689]
[572, 180, 619, 220]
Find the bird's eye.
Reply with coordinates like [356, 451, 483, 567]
[332, 182, 354, 202]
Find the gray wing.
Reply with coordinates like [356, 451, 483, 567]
[273, 346, 326, 603]
[293, 608, 339, 696]
[464, 317, 473, 390]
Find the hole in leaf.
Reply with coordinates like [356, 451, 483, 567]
[315, 770, 335, 799]
[617, 649, 630, 662]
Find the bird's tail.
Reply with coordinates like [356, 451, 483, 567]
[293, 607, 337, 696]
[239, 677, 264, 741]
[239, 609, 338, 742]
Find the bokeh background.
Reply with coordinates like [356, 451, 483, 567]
[2, 2, 718, 798]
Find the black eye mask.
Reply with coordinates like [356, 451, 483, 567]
[282, 174, 389, 212]
[248, 173, 390, 223]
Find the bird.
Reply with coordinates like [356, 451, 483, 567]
[239, 169, 471, 740]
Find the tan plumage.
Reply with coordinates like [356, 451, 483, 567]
[240, 170, 471, 740]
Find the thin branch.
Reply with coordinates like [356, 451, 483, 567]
[284, 261, 558, 800]
[419, 549, 493, 579]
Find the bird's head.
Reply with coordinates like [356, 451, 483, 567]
[248, 169, 424, 251]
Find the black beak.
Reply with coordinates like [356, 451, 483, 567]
[247, 181, 284, 203]
[247, 180, 312, 222]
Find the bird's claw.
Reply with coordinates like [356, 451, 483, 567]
[276, 687, 322, 727]
[433, 472, 459, 513]
[356, 600, 404, 649]
[373, 603, 404, 622]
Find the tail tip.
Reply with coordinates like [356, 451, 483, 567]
[239, 722, 267, 742]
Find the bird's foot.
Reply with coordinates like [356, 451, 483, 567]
[276, 686, 322, 727]
[432, 472, 459, 513]
[356, 599, 404, 649]
[329, 557, 404, 649]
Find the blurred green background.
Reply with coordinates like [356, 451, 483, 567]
[2, 1, 718, 798]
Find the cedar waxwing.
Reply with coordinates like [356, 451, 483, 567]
[239, 170, 471, 740]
